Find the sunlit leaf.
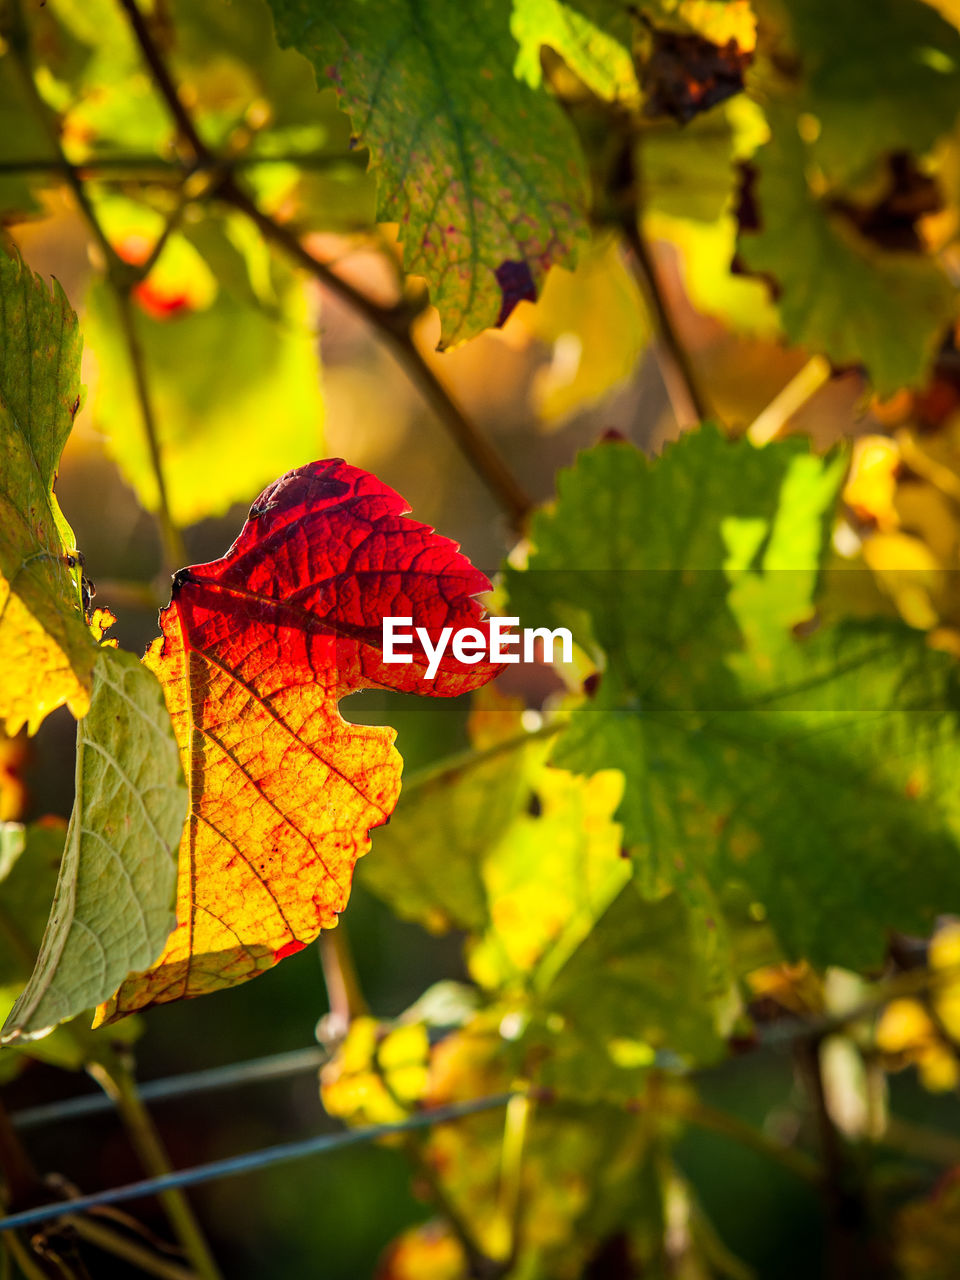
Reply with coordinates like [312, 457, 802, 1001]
[0, 821, 141, 1068]
[740, 117, 957, 396]
[1, 647, 186, 1042]
[506, 427, 960, 968]
[97, 460, 500, 1022]
[267, 0, 590, 342]
[85, 238, 325, 528]
[0, 246, 95, 735]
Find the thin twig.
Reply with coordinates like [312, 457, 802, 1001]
[318, 926, 368, 1041]
[620, 218, 708, 427]
[747, 356, 833, 446]
[794, 1038, 892, 1280]
[115, 0, 532, 531]
[221, 177, 533, 530]
[62, 1217, 199, 1280]
[116, 0, 206, 158]
[669, 1093, 819, 1186]
[110, 288, 187, 571]
[87, 1057, 222, 1280]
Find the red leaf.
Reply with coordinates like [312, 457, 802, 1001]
[96, 460, 500, 1023]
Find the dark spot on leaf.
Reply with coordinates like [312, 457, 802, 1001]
[640, 22, 752, 124]
[583, 672, 602, 698]
[171, 567, 199, 594]
[526, 791, 543, 817]
[830, 152, 941, 253]
[495, 260, 537, 327]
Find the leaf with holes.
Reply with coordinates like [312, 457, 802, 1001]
[95, 460, 500, 1023]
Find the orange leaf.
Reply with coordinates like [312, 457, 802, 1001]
[96, 460, 499, 1023]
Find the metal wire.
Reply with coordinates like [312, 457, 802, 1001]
[0, 1093, 515, 1233]
[11, 1046, 330, 1130]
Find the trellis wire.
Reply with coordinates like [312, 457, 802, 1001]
[11, 1046, 330, 1130]
[0, 1093, 515, 1234]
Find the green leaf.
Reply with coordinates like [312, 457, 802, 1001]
[522, 883, 729, 1097]
[0, 246, 96, 735]
[468, 766, 629, 992]
[267, 0, 590, 342]
[739, 117, 956, 396]
[0, 51, 61, 219]
[756, 0, 960, 184]
[0, 821, 141, 1067]
[510, 0, 637, 101]
[1, 646, 186, 1043]
[506, 427, 960, 969]
[85, 251, 324, 527]
[361, 734, 547, 935]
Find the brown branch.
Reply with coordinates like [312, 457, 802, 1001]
[115, 0, 206, 158]
[115, 0, 533, 532]
[621, 217, 710, 427]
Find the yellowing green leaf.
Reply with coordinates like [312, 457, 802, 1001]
[85, 255, 324, 527]
[0, 821, 142, 1067]
[508, 235, 650, 422]
[468, 767, 628, 990]
[506, 427, 960, 969]
[0, 247, 95, 735]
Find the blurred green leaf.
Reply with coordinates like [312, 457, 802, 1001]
[85, 244, 325, 527]
[523, 883, 729, 1096]
[740, 117, 956, 396]
[362, 734, 547, 935]
[2, 646, 186, 1043]
[267, 0, 590, 342]
[756, 0, 960, 184]
[506, 427, 960, 968]
[0, 245, 95, 735]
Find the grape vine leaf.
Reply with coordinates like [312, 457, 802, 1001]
[96, 460, 501, 1023]
[506, 427, 960, 969]
[2, 648, 185, 1041]
[85, 233, 325, 527]
[0, 821, 142, 1066]
[0, 247, 96, 735]
[468, 767, 629, 993]
[266, 0, 590, 343]
[754, 0, 960, 185]
[361, 727, 549, 935]
[510, 0, 638, 102]
[739, 117, 956, 396]
[522, 883, 729, 1097]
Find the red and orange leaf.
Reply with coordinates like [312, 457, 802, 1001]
[95, 460, 500, 1024]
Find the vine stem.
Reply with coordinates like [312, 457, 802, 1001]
[318, 925, 368, 1039]
[87, 1057, 223, 1280]
[114, 0, 533, 533]
[61, 1216, 200, 1280]
[620, 217, 709, 428]
[111, 287, 187, 571]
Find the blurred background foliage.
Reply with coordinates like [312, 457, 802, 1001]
[2, 0, 960, 1276]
